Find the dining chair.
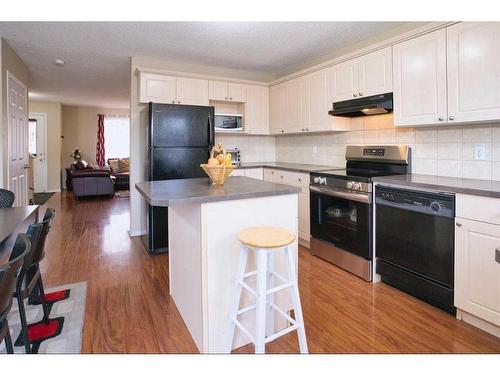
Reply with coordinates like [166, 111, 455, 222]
[14, 208, 56, 354]
[0, 188, 15, 208]
[0, 234, 31, 354]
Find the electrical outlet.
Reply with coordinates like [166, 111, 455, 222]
[474, 144, 487, 161]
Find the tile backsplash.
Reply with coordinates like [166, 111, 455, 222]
[218, 115, 500, 181]
[215, 134, 276, 163]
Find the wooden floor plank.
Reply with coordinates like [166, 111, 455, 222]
[36, 191, 500, 353]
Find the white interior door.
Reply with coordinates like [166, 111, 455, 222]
[29, 113, 48, 193]
[7, 72, 29, 206]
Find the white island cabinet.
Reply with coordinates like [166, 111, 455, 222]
[136, 177, 300, 352]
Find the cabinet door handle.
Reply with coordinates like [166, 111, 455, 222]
[449, 116, 455, 121]
[438, 116, 444, 121]
[230, 97, 233, 100]
[456, 222, 462, 227]
[496, 248, 500, 264]
[177, 101, 181, 104]
[225, 97, 228, 100]
[359, 92, 363, 97]
[353, 93, 358, 97]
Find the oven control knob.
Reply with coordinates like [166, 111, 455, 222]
[314, 177, 320, 183]
[430, 201, 441, 212]
[353, 182, 361, 190]
[347, 181, 354, 189]
[320, 177, 327, 185]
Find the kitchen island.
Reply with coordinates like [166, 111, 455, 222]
[136, 177, 301, 353]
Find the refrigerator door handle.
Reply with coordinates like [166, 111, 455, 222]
[208, 115, 215, 148]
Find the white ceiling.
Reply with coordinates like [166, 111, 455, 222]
[0, 22, 405, 108]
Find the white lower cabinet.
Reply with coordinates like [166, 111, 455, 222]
[231, 168, 263, 179]
[455, 194, 500, 336]
[263, 168, 310, 243]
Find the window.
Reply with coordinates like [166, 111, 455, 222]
[104, 115, 130, 159]
[29, 119, 37, 155]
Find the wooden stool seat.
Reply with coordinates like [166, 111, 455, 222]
[237, 227, 295, 249]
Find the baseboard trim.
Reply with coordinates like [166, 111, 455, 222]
[457, 309, 500, 338]
[298, 237, 310, 248]
[130, 229, 147, 237]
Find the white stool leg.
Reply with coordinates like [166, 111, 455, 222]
[285, 246, 308, 354]
[228, 244, 249, 353]
[266, 251, 275, 337]
[255, 249, 268, 354]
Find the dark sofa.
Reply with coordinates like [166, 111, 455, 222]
[70, 163, 115, 199]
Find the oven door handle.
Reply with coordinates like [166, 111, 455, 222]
[310, 185, 371, 204]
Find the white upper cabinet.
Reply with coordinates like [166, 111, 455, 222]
[228, 83, 247, 102]
[208, 80, 228, 101]
[139, 73, 177, 104]
[393, 29, 448, 126]
[308, 69, 332, 130]
[176, 77, 209, 106]
[270, 83, 286, 134]
[138, 72, 208, 105]
[209, 80, 246, 102]
[331, 59, 359, 102]
[447, 22, 500, 124]
[245, 85, 269, 135]
[331, 47, 392, 102]
[285, 78, 303, 133]
[358, 47, 393, 98]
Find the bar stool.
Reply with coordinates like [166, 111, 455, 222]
[229, 226, 308, 354]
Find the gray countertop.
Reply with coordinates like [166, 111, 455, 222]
[0, 206, 39, 263]
[373, 174, 500, 198]
[236, 162, 341, 173]
[136, 177, 301, 207]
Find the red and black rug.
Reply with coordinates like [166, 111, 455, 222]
[0, 282, 86, 354]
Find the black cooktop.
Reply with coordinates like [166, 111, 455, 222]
[312, 167, 407, 182]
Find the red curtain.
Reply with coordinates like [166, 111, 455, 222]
[96, 114, 105, 167]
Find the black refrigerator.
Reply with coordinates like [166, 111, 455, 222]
[142, 103, 215, 254]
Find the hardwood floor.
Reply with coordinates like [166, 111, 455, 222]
[39, 191, 500, 353]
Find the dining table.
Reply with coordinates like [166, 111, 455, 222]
[0, 205, 39, 264]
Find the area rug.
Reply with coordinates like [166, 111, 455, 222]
[0, 281, 87, 354]
[114, 190, 130, 198]
[33, 192, 55, 205]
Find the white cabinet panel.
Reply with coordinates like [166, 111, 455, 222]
[139, 73, 176, 104]
[285, 78, 302, 133]
[228, 83, 247, 102]
[245, 85, 269, 135]
[243, 167, 264, 180]
[176, 77, 209, 106]
[299, 76, 311, 131]
[231, 169, 245, 177]
[393, 29, 448, 126]
[331, 59, 358, 102]
[455, 217, 500, 327]
[270, 84, 286, 134]
[358, 47, 393, 98]
[308, 69, 332, 130]
[447, 22, 500, 123]
[209, 80, 228, 101]
[298, 188, 310, 241]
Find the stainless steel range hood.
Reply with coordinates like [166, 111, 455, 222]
[328, 92, 393, 117]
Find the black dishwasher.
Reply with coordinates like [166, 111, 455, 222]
[375, 186, 455, 314]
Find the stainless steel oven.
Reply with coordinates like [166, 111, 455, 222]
[309, 145, 410, 281]
[310, 185, 373, 280]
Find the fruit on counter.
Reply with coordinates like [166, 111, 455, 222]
[208, 156, 219, 166]
[216, 154, 225, 164]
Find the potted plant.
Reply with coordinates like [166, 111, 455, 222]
[70, 148, 82, 165]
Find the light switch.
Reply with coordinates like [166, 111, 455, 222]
[474, 144, 487, 161]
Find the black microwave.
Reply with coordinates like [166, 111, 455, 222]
[214, 114, 243, 132]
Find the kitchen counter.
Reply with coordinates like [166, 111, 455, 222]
[237, 162, 341, 173]
[136, 177, 300, 207]
[373, 174, 500, 198]
[135, 177, 299, 353]
[0, 206, 39, 263]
